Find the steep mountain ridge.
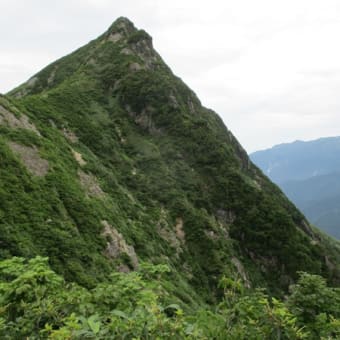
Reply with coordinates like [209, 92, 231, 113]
[1, 17, 339, 304]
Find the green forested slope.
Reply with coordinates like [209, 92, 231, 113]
[1, 17, 339, 310]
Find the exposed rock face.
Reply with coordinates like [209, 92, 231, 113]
[169, 93, 179, 109]
[231, 257, 251, 288]
[157, 210, 184, 256]
[106, 17, 135, 44]
[106, 17, 161, 70]
[8, 142, 49, 176]
[62, 128, 79, 143]
[300, 219, 316, 239]
[108, 17, 136, 37]
[72, 149, 86, 166]
[216, 209, 236, 225]
[0, 105, 40, 135]
[101, 220, 138, 270]
[125, 105, 162, 135]
[120, 47, 133, 55]
[10, 77, 38, 98]
[129, 37, 159, 70]
[175, 217, 185, 242]
[108, 32, 123, 43]
[129, 62, 143, 72]
[78, 170, 104, 197]
[47, 67, 57, 85]
[204, 229, 219, 240]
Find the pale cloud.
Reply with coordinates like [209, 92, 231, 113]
[1, 0, 340, 152]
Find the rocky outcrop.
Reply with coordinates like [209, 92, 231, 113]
[8, 142, 49, 176]
[175, 217, 185, 242]
[101, 220, 138, 270]
[157, 210, 185, 256]
[78, 170, 104, 197]
[0, 105, 40, 135]
[125, 105, 162, 135]
[231, 257, 251, 288]
[72, 149, 86, 166]
[62, 128, 79, 143]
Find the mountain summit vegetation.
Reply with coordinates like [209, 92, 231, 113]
[0, 17, 339, 338]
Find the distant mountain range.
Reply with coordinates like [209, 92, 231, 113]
[251, 137, 340, 239]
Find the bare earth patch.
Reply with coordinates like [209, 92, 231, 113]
[8, 142, 49, 176]
[0, 105, 40, 135]
[72, 149, 86, 166]
[78, 170, 104, 197]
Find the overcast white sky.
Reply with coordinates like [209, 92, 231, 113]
[1, 0, 340, 152]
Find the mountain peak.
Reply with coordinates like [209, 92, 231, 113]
[105, 18, 153, 53]
[9, 17, 158, 98]
[106, 17, 153, 49]
[112, 16, 134, 27]
[107, 16, 137, 37]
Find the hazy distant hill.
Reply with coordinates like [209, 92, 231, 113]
[251, 137, 340, 239]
